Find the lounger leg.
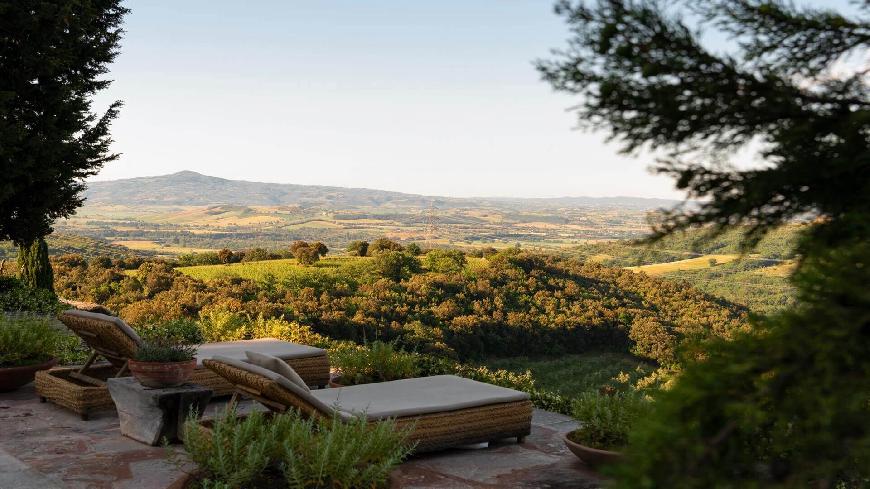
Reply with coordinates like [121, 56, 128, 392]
[39, 396, 47, 403]
[517, 435, 526, 444]
[80, 412, 90, 421]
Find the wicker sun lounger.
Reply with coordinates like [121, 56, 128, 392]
[35, 310, 330, 419]
[203, 356, 533, 453]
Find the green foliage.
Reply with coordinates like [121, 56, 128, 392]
[175, 252, 222, 267]
[133, 340, 197, 363]
[54, 252, 746, 362]
[628, 317, 676, 366]
[404, 243, 422, 256]
[0, 315, 63, 367]
[198, 308, 248, 342]
[570, 390, 652, 451]
[371, 251, 421, 282]
[279, 413, 413, 488]
[539, 2, 868, 248]
[0, 276, 62, 314]
[368, 238, 403, 255]
[0, 1, 128, 268]
[424, 249, 467, 274]
[250, 316, 333, 349]
[332, 341, 420, 385]
[485, 352, 655, 398]
[541, 1, 870, 485]
[290, 241, 328, 266]
[137, 318, 204, 345]
[612, 242, 870, 487]
[346, 240, 369, 257]
[181, 408, 413, 489]
[17, 238, 54, 291]
[181, 409, 275, 489]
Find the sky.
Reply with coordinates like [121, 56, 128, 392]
[91, 0, 857, 199]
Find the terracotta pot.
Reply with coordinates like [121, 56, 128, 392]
[129, 359, 196, 388]
[564, 430, 623, 468]
[0, 357, 57, 392]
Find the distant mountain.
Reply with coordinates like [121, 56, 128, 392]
[84, 171, 680, 210]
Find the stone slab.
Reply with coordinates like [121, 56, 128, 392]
[107, 377, 212, 446]
[1, 386, 603, 488]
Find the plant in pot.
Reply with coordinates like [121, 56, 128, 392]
[329, 341, 420, 387]
[0, 315, 62, 392]
[564, 389, 652, 468]
[128, 339, 198, 389]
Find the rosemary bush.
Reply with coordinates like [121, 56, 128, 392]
[570, 390, 652, 451]
[133, 340, 197, 362]
[331, 341, 420, 385]
[0, 314, 63, 367]
[180, 408, 413, 489]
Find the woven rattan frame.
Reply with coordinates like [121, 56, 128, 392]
[59, 311, 140, 368]
[203, 359, 532, 452]
[39, 312, 330, 418]
[35, 365, 118, 420]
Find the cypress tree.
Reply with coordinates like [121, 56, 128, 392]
[0, 1, 129, 291]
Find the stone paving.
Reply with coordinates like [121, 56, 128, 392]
[0, 384, 603, 488]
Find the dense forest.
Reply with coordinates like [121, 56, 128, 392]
[50, 249, 747, 364]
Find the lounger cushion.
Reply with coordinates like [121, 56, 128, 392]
[245, 351, 310, 392]
[63, 309, 143, 346]
[310, 375, 530, 420]
[210, 356, 342, 417]
[196, 339, 324, 367]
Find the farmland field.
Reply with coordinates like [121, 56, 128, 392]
[177, 255, 492, 283]
[626, 254, 740, 275]
[177, 256, 370, 282]
[484, 352, 656, 397]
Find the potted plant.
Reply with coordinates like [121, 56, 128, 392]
[0, 315, 62, 392]
[564, 389, 652, 468]
[330, 341, 419, 387]
[128, 340, 198, 388]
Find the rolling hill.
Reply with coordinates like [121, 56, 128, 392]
[84, 171, 681, 210]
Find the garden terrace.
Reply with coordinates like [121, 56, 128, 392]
[0, 384, 602, 488]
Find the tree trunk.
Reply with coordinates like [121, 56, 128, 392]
[17, 238, 54, 291]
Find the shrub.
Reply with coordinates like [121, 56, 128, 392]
[346, 240, 369, 257]
[0, 315, 64, 367]
[290, 241, 328, 266]
[371, 251, 421, 281]
[569, 390, 652, 451]
[424, 249, 467, 273]
[331, 341, 420, 385]
[250, 315, 333, 349]
[368, 238, 402, 255]
[198, 308, 248, 342]
[180, 408, 413, 489]
[133, 340, 197, 363]
[137, 318, 204, 344]
[0, 276, 62, 314]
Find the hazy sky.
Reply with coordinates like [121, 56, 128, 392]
[91, 0, 856, 199]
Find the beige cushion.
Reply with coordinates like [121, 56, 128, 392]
[209, 356, 344, 418]
[310, 375, 530, 420]
[245, 350, 310, 392]
[63, 309, 143, 347]
[196, 338, 324, 367]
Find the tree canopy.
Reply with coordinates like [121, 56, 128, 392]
[538, 0, 869, 249]
[539, 0, 869, 486]
[0, 0, 128, 288]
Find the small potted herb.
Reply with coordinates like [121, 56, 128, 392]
[129, 339, 198, 388]
[0, 315, 62, 392]
[564, 389, 652, 468]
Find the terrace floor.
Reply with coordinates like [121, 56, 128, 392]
[0, 384, 603, 489]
